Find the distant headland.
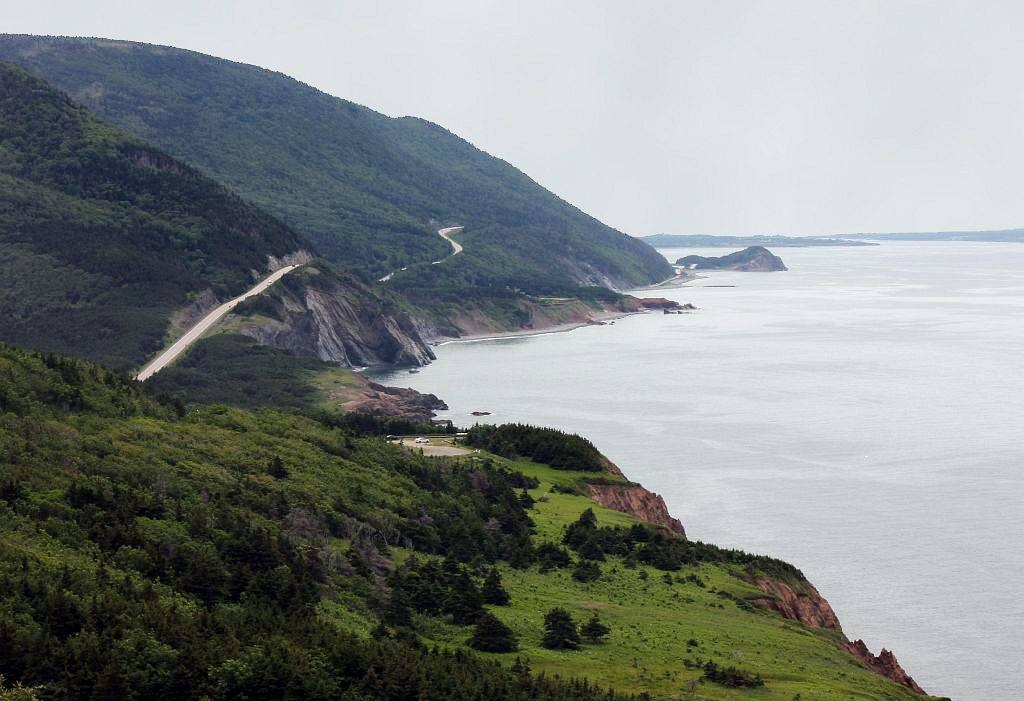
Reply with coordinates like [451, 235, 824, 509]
[676, 246, 788, 272]
[642, 234, 876, 247]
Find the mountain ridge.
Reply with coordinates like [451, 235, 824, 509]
[0, 60, 431, 375]
[0, 34, 672, 300]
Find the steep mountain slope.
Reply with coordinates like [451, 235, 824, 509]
[0, 35, 672, 292]
[0, 61, 306, 370]
[0, 343, 934, 700]
[0, 61, 430, 373]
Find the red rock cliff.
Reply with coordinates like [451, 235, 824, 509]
[587, 483, 685, 536]
[843, 639, 926, 695]
[751, 578, 927, 695]
[592, 463, 926, 696]
[751, 577, 842, 629]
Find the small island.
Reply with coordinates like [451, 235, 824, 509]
[676, 246, 787, 271]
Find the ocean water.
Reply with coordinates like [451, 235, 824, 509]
[373, 242, 1024, 701]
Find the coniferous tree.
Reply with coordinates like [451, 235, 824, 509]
[468, 611, 518, 652]
[576, 536, 605, 562]
[536, 543, 572, 572]
[541, 607, 581, 650]
[481, 567, 511, 605]
[572, 560, 602, 583]
[564, 508, 598, 549]
[445, 570, 483, 625]
[381, 589, 413, 628]
[581, 612, 611, 643]
[267, 455, 288, 479]
[508, 536, 535, 570]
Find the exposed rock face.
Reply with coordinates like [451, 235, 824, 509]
[267, 249, 315, 270]
[416, 295, 639, 342]
[844, 639, 927, 695]
[635, 297, 682, 310]
[236, 266, 435, 368]
[168, 288, 219, 338]
[587, 483, 686, 536]
[751, 578, 927, 695]
[676, 246, 787, 272]
[342, 382, 448, 423]
[751, 577, 842, 629]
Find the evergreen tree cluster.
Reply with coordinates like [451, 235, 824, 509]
[542, 609, 610, 651]
[563, 509, 806, 581]
[0, 554, 631, 701]
[0, 344, 623, 699]
[385, 560, 512, 627]
[465, 424, 609, 472]
[701, 661, 766, 688]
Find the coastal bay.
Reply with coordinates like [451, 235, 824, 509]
[374, 241, 1024, 701]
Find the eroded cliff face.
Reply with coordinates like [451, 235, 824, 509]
[750, 578, 927, 694]
[751, 577, 842, 629]
[843, 640, 927, 695]
[587, 483, 686, 536]
[414, 295, 644, 343]
[341, 382, 447, 423]
[234, 266, 434, 368]
[588, 461, 686, 535]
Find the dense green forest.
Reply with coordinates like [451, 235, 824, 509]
[0, 62, 304, 370]
[465, 424, 612, 472]
[0, 35, 672, 292]
[146, 334, 334, 411]
[0, 344, 620, 700]
[0, 344, 931, 700]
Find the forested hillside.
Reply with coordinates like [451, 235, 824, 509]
[0, 61, 305, 370]
[0, 35, 672, 293]
[0, 344, 931, 701]
[0, 61, 437, 377]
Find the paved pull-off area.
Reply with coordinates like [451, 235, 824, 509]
[134, 264, 301, 381]
[389, 437, 474, 457]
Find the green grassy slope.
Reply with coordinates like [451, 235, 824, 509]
[0, 35, 672, 291]
[0, 62, 305, 370]
[0, 344, 935, 700]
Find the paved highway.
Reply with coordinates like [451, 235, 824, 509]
[135, 264, 301, 381]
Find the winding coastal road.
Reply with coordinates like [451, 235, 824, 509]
[134, 264, 301, 381]
[139, 226, 462, 378]
[379, 226, 464, 282]
[433, 225, 464, 260]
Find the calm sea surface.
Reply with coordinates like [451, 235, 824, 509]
[374, 242, 1024, 701]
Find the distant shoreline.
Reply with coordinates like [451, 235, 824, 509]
[630, 270, 701, 290]
[641, 234, 876, 247]
[434, 309, 643, 346]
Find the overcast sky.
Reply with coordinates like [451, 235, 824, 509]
[8, 1, 1024, 236]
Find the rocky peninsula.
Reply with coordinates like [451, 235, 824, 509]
[677, 246, 788, 271]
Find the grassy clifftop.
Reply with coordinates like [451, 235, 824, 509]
[0, 344, 933, 700]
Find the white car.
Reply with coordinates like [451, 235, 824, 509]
[414, 437, 430, 444]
